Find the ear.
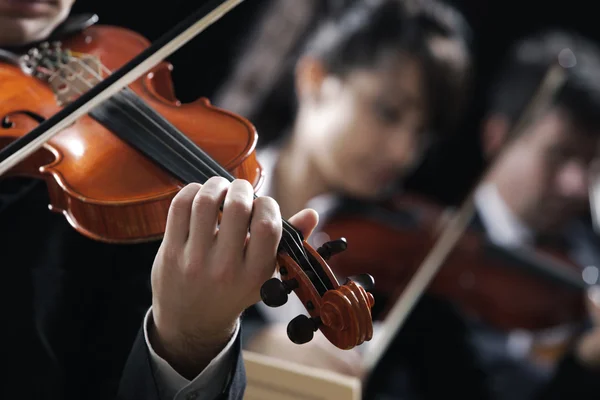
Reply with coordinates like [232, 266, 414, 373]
[481, 114, 510, 159]
[295, 56, 327, 102]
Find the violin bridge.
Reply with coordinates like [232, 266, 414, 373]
[49, 53, 103, 106]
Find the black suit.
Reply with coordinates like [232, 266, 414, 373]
[1, 177, 245, 399]
[362, 294, 600, 400]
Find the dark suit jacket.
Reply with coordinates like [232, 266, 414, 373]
[1, 177, 245, 399]
[117, 329, 246, 400]
[362, 294, 600, 400]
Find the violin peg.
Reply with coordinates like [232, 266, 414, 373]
[346, 273, 375, 292]
[367, 292, 375, 308]
[287, 315, 321, 344]
[260, 277, 298, 307]
[317, 238, 348, 260]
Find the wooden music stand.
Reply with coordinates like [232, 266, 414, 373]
[242, 350, 361, 400]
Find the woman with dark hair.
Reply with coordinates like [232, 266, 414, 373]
[241, 0, 478, 387]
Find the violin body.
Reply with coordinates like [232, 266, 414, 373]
[0, 25, 262, 243]
[321, 195, 587, 332]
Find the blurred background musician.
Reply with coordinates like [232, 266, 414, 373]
[328, 28, 600, 400]
[462, 30, 600, 399]
[236, 0, 489, 387]
[237, 0, 472, 337]
[334, 27, 600, 400]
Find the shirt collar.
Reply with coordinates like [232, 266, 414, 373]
[474, 182, 534, 247]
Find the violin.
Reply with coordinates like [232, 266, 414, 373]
[320, 194, 588, 333]
[0, 0, 374, 350]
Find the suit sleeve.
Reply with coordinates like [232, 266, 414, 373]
[116, 308, 246, 400]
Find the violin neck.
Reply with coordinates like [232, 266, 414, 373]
[91, 88, 234, 185]
[484, 242, 585, 290]
[90, 87, 310, 258]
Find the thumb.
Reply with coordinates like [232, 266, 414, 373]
[288, 208, 319, 239]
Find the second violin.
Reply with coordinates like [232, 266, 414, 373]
[320, 194, 588, 333]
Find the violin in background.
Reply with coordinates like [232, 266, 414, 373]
[321, 194, 588, 333]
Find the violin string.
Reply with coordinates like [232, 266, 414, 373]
[50, 55, 330, 293]
[40, 49, 314, 283]
[100, 92, 324, 289]
[68, 59, 319, 283]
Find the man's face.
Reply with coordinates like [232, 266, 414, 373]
[492, 108, 599, 233]
[0, 0, 75, 47]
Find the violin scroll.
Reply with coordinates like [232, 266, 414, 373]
[260, 238, 375, 350]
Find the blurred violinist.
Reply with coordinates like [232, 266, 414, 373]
[361, 29, 600, 400]
[0, 1, 321, 399]
[465, 30, 600, 399]
[254, 0, 470, 219]
[241, 0, 477, 376]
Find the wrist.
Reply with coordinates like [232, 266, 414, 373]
[149, 312, 237, 380]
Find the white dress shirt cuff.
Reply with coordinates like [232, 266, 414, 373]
[143, 307, 240, 400]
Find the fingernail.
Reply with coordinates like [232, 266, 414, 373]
[588, 285, 600, 307]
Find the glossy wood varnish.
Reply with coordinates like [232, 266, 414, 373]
[0, 25, 263, 243]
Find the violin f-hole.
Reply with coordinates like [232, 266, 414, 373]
[1, 110, 46, 129]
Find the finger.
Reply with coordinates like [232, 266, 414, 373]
[288, 208, 319, 238]
[216, 179, 255, 258]
[164, 183, 202, 246]
[245, 196, 282, 281]
[188, 177, 231, 251]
